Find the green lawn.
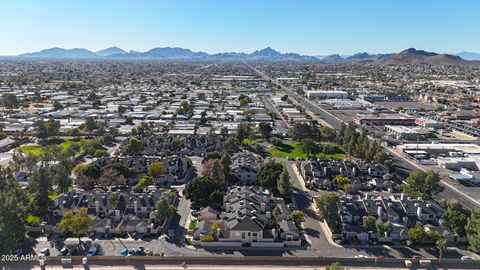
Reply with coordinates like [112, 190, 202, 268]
[16, 145, 43, 155]
[25, 214, 41, 225]
[243, 138, 263, 145]
[48, 191, 60, 200]
[188, 218, 198, 231]
[269, 141, 344, 159]
[16, 139, 78, 156]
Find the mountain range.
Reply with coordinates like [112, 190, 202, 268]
[17, 46, 317, 61]
[12, 46, 480, 65]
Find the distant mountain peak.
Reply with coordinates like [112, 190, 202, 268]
[19, 47, 99, 59]
[321, 54, 344, 62]
[380, 48, 466, 66]
[95, 47, 127, 56]
[251, 47, 282, 57]
[398, 48, 437, 57]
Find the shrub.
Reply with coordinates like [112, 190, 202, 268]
[94, 149, 109, 157]
[200, 235, 215, 242]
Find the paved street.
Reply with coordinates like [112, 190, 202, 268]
[262, 95, 289, 135]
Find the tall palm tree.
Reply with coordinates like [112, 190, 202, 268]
[436, 238, 447, 264]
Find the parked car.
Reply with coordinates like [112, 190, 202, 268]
[40, 248, 50, 256]
[136, 247, 145, 256]
[87, 246, 97, 256]
[461, 256, 473, 261]
[128, 248, 136, 256]
[67, 247, 77, 256]
[59, 247, 69, 256]
[120, 248, 128, 256]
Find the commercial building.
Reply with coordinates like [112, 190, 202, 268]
[305, 90, 348, 99]
[354, 113, 416, 126]
[385, 125, 424, 140]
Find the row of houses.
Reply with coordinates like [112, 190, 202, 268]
[32, 188, 177, 236]
[192, 186, 301, 248]
[91, 156, 195, 185]
[300, 159, 392, 191]
[119, 134, 224, 157]
[337, 194, 462, 243]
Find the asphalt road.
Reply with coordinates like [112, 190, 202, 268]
[262, 96, 289, 135]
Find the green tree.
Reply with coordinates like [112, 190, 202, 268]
[408, 227, 441, 245]
[54, 160, 73, 193]
[184, 176, 223, 207]
[373, 151, 389, 165]
[34, 120, 49, 140]
[325, 262, 348, 270]
[224, 135, 240, 154]
[258, 161, 283, 190]
[147, 162, 164, 179]
[125, 137, 143, 155]
[400, 170, 444, 199]
[436, 238, 447, 264]
[133, 175, 154, 192]
[315, 193, 342, 232]
[258, 122, 273, 138]
[236, 122, 252, 142]
[290, 210, 305, 227]
[238, 95, 252, 107]
[107, 193, 119, 209]
[277, 164, 292, 196]
[53, 101, 63, 111]
[45, 119, 60, 139]
[155, 196, 177, 221]
[333, 175, 351, 192]
[117, 105, 127, 115]
[1, 93, 19, 113]
[84, 117, 98, 134]
[0, 168, 28, 254]
[267, 110, 277, 120]
[299, 138, 318, 157]
[57, 207, 94, 247]
[287, 122, 320, 141]
[73, 163, 101, 178]
[210, 159, 223, 183]
[466, 208, 480, 253]
[220, 153, 231, 182]
[28, 167, 52, 215]
[375, 219, 392, 237]
[362, 216, 376, 232]
[102, 162, 132, 178]
[102, 133, 115, 145]
[94, 149, 109, 157]
[442, 200, 468, 237]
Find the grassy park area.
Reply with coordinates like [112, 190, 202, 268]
[269, 141, 344, 159]
[16, 139, 78, 156]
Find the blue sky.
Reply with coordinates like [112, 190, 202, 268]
[0, 0, 479, 55]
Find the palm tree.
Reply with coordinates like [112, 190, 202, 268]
[436, 238, 447, 264]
